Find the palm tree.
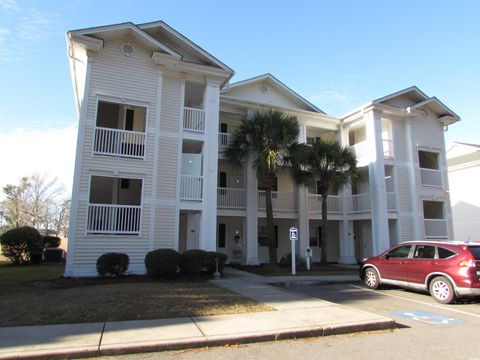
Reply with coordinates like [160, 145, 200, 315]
[225, 109, 301, 265]
[292, 139, 358, 264]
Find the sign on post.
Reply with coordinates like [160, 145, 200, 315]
[289, 227, 298, 275]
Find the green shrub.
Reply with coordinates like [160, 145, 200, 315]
[144, 249, 180, 279]
[179, 249, 208, 276]
[205, 251, 228, 274]
[43, 235, 61, 248]
[96, 252, 129, 277]
[0, 226, 43, 265]
[279, 253, 306, 270]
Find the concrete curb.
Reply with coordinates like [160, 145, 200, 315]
[0, 319, 395, 360]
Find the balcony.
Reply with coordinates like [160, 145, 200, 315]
[180, 175, 203, 200]
[420, 168, 443, 187]
[218, 132, 232, 148]
[93, 127, 146, 159]
[351, 139, 393, 163]
[258, 191, 296, 212]
[350, 193, 371, 213]
[87, 204, 141, 235]
[308, 194, 342, 213]
[424, 219, 448, 238]
[183, 107, 205, 132]
[217, 188, 246, 209]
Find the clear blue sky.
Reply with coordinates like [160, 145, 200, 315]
[0, 0, 479, 189]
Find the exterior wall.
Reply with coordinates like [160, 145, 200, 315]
[449, 159, 480, 242]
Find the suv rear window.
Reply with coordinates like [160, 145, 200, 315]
[438, 247, 456, 259]
[466, 246, 480, 260]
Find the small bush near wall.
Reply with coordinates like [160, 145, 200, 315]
[205, 252, 228, 274]
[43, 236, 61, 248]
[96, 253, 130, 277]
[144, 249, 180, 279]
[179, 249, 209, 276]
[0, 226, 43, 265]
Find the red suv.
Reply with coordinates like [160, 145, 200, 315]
[360, 241, 480, 304]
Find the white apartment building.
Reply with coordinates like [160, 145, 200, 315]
[65, 21, 459, 276]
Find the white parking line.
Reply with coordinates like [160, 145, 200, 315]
[349, 284, 480, 319]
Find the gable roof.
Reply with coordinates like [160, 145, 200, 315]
[223, 73, 324, 114]
[373, 86, 459, 125]
[68, 21, 233, 76]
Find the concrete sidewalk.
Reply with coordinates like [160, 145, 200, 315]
[0, 268, 394, 360]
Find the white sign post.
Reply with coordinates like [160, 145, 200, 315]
[289, 226, 298, 275]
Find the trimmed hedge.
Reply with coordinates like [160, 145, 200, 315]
[0, 226, 43, 265]
[43, 235, 61, 248]
[96, 252, 129, 277]
[145, 249, 180, 278]
[179, 249, 208, 276]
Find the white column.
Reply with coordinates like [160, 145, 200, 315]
[365, 108, 390, 254]
[297, 124, 309, 258]
[199, 80, 220, 251]
[245, 160, 259, 264]
[405, 115, 421, 240]
[337, 126, 356, 263]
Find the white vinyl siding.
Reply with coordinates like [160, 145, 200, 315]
[154, 206, 177, 249]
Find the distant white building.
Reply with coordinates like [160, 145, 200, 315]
[65, 20, 460, 276]
[447, 142, 480, 242]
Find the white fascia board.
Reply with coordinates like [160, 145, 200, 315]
[139, 21, 234, 76]
[69, 33, 103, 52]
[219, 96, 340, 130]
[152, 52, 232, 82]
[70, 22, 180, 58]
[373, 85, 429, 104]
[412, 97, 460, 123]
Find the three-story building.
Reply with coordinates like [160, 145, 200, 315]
[65, 21, 459, 276]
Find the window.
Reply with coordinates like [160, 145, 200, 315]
[125, 109, 134, 131]
[387, 245, 411, 258]
[219, 172, 227, 188]
[258, 225, 278, 247]
[121, 178, 130, 189]
[309, 226, 322, 247]
[219, 123, 228, 133]
[258, 176, 278, 191]
[438, 247, 456, 259]
[418, 150, 439, 170]
[218, 223, 226, 248]
[413, 245, 435, 259]
[423, 201, 444, 219]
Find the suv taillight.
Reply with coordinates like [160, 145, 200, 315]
[458, 259, 476, 267]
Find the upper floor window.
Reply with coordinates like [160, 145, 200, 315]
[418, 150, 442, 187]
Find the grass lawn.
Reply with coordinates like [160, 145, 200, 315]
[233, 263, 359, 276]
[0, 261, 270, 327]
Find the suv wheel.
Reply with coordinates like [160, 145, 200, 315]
[429, 276, 456, 304]
[363, 267, 380, 289]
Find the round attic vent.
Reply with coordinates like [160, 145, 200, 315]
[259, 85, 269, 94]
[120, 43, 135, 57]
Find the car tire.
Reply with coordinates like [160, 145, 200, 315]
[363, 267, 380, 290]
[429, 276, 456, 304]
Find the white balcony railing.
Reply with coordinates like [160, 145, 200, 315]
[420, 168, 443, 187]
[308, 194, 342, 213]
[424, 219, 448, 238]
[351, 139, 393, 162]
[218, 132, 232, 148]
[183, 107, 205, 132]
[350, 193, 371, 212]
[386, 192, 397, 211]
[87, 204, 141, 234]
[217, 188, 246, 208]
[258, 191, 296, 211]
[180, 175, 203, 200]
[94, 127, 146, 159]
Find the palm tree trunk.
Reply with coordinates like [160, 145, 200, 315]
[265, 172, 277, 266]
[321, 193, 328, 264]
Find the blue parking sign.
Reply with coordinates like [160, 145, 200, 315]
[289, 227, 298, 241]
